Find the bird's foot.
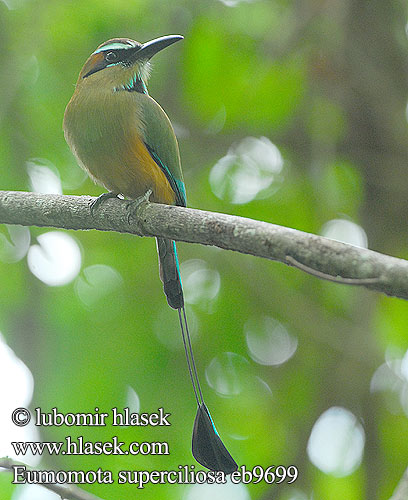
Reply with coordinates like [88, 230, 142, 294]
[126, 189, 153, 224]
[90, 192, 120, 216]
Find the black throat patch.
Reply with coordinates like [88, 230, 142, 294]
[118, 73, 148, 94]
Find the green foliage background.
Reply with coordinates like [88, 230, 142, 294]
[0, 0, 407, 499]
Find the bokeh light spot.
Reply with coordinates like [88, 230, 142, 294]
[1, 0, 31, 10]
[75, 264, 123, 308]
[245, 316, 297, 366]
[209, 136, 283, 204]
[12, 484, 59, 500]
[181, 259, 221, 309]
[26, 159, 62, 195]
[320, 219, 367, 248]
[280, 489, 310, 500]
[307, 406, 365, 476]
[126, 386, 140, 415]
[0, 225, 30, 263]
[0, 332, 39, 466]
[371, 348, 408, 416]
[27, 232, 81, 286]
[206, 352, 250, 397]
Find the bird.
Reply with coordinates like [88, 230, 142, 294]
[63, 34, 237, 474]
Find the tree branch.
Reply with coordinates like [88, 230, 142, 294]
[0, 457, 105, 500]
[1, 190, 408, 300]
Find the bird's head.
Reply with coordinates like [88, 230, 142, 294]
[76, 35, 183, 93]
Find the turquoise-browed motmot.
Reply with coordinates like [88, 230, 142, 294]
[63, 35, 237, 473]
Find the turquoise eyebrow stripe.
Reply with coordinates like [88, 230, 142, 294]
[93, 42, 135, 54]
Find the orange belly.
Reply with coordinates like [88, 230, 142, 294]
[77, 132, 176, 205]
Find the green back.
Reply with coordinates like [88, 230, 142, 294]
[139, 94, 187, 207]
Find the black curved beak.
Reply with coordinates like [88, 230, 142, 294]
[131, 35, 183, 61]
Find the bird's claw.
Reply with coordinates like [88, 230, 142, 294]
[126, 189, 153, 224]
[90, 192, 119, 216]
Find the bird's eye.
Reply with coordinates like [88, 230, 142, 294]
[105, 51, 118, 63]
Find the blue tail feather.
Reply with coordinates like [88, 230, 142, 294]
[156, 237, 184, 309]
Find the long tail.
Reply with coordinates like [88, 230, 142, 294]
[156, 237, 184, 310]
[156, 237, 203, 405]
[156, 237, 238, 474]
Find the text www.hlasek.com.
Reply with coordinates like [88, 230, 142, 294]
[11, 436, 168, 456]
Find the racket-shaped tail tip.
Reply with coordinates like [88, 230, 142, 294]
[192, 403, 238, 475]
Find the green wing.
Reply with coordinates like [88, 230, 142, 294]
[139, 93, 186, 207]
